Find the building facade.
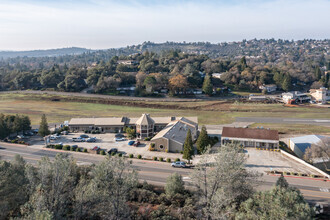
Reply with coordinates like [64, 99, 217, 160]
[310, 87, 329, 104]
[221, 127, 279, 149]
[282, 91, 311, 104]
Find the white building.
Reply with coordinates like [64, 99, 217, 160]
[259, 84, 277, 93]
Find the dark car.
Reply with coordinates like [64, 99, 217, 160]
[115, 133, 124, 138]
[128, 140, 135, 146]
[133, 141, 140, 147]
[80, 134, 89, 138]
[108, 148, 118, 154]
[86, 137, 96, 142]
[71, 145, 78, 151]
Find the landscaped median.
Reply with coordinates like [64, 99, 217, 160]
[44, 144, 184, 164]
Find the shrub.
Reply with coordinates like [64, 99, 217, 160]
[83, 148, 88, 153]
[55, 144, 63, 150]
[129, 154, 134, 158]
[63, 145, 70, 150]
[144, 137, 151, 141]
[137, 154, 142, 159]
[149, 145, 155, 151]
[84, 130, 88, 133]
[100, 150, 106, 155]
[180, 151, 183, 154]
[167, 158, 171, 163]
[111, 152, 116, 156]
[175, 158, 180, 162]
[118, 153, 122, 157]
[165, 149, 169, 153]
[159, 157, 164, 162]
[11, 139, 17, 143]
[76, 148, 80, 152]
[153, 157, 158, 161]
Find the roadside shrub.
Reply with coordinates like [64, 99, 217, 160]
[100, 150, 106, 155]
[153, 157, 158, 161]
[149, 145, 155, 151]
[159, 157, 164, 162]
[118, 153, 122, 157]
[167, 158, 171, 163]
[83, 148, 88, 153]
[165, 149, 169, 153]
[180, 151, 183, 154]
[137, 154, 142, 159]
[63, 145, 70, 150]
[175, 158, 180, 162]
[144, 137, 151, 141]
[111, 152, 116, 156]
[84, 130, 88, 133]
[11, 139, 18, 143]
[55, 144, 63, 150]
[76, 148, 81, 152]
[129, 154, 134, 158]
[19, 141, 25, 144]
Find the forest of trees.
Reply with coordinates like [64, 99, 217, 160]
[0, 114, 31, 139]
[0, 39, 329, 96]
[0, 144, 315, 219]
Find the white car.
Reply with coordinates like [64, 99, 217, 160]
[50, 135, 58, 140]
[114, 137, 125, 142]
[171, 161, 186, 168]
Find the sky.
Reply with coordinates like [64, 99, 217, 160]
[0, 0, 329, 51]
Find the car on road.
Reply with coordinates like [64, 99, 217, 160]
[17, 135, 25, 139]
[108, 148, 118, 154]
[128, 140, 135, 146]
[92, 146, 100, 151]
[133, 141, 140, 147]
[171, 161, 186, 168]
[50, 135, 59, 140]
[114, 137, 125, 142]
[80, 134, 89, 138]
[115, 133, 125, 138]
[86, 137, 96, 142]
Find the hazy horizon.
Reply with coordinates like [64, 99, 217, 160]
[1, 0, 330, 51]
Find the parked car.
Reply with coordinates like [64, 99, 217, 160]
[86, 137, 96, 142]
[73, 137, 84, 142]
[92, 146, 100, 151]
[133, 141, 140, 147]
[128, 140, 135, 146]
[61, 131, 69, 135]
[108, 148, 118, 154]
[114, 137, 125, 142]
[17, 135, 25, 139]
[115, 133, 124, 138]
[71, 145, 78, 151]
[80, 134, 89, 138]
[171, 161, 186, 168]
[50, 135, 58, 140]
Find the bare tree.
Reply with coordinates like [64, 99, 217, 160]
[304, 137, 330, 171]
[191, 144, 260, 220]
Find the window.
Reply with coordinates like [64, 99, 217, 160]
[160, 145, 164, 149]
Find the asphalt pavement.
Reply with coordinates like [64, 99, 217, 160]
[236, 117, 330, 127]
[1, 143, 329, 205]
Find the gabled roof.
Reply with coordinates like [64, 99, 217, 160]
[222, 127, 279, 141]
[289, 135, 326, 153]
[135, 114, 155, 125]
[151, 117, 197, 145]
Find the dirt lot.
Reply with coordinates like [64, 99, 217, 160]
[31, 132, 184, 160]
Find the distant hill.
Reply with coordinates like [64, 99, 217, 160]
[0, 47, 93, 58]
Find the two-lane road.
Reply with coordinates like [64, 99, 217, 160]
[1, 144, 329, 204]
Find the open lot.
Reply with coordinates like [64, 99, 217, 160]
[0, 92, 329, 135]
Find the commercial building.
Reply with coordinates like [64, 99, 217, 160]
[69, 114, 198, 147]
[282, 91, 311, 104]
[259, 84, 277, 93]
[288, 135, 327, 159]
[310, 87, 329, 104]
[221, 127, 279, 149]
[151, 117, 198, 153]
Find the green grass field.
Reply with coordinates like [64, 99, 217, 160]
[0, 93, 329, 135]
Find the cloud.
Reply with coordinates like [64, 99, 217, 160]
[0, 0, 329, 50]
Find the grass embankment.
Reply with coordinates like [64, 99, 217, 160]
[0, 93, 329, 135]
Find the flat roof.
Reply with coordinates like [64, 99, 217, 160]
[222, 127, 279, 141]
[289, 135, 326, 153]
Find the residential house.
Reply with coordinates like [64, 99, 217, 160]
[221, 127, 279, 149]
[259, 84, 277, 93]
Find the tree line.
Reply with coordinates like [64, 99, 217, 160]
[0, 144, 315, 219]
[0, 114, 31, 139]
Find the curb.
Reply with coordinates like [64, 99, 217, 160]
[268, 173, 330, 182]
[0, 142, 28, 148]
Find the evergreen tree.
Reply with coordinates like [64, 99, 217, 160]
[315, 66, 322, 80]
[38, 114, 50, 137]
[240, 56, 247, 70]
[276, 174, 289, 188]
[282, 74, 291, 92]
[183, 129, 194, 163]
[202, 74, 213, 96]
[196, 126, 210, 154]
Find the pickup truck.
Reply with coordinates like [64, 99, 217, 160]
[73, 137, 84, 142]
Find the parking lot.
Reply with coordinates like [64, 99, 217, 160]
[32, 132, 184, 160]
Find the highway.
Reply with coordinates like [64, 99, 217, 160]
[236, 117, 330, 127]
[1, 143, 330, 205]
